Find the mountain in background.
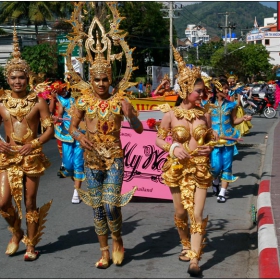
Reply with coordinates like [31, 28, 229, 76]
[174, 1, 277, 40]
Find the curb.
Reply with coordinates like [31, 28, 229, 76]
[257, 118, 280, 278]
[257, 180, 280, 278]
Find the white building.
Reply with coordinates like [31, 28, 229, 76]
[184, 24, 210, 44]
[246, 14, 280, 66]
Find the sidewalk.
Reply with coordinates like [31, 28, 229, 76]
[257, 117, 280, 278]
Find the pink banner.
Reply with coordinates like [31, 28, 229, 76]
[120, 121, 172, 200]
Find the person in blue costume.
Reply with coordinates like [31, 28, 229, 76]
[53, 83, 85, 204]
[209, 79, 252, 203]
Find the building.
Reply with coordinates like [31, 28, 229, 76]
[246, 14, 280, 66]
[184, 24, 210, 44]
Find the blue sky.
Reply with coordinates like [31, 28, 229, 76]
[259, 1, 277, 9]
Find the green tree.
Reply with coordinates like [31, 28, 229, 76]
[21, 43, 58, 76]
[0, 66, 9, 89]
[210, 43, 272, 81]
[0, 2, 68, 42]
[117, 2, 171, 76]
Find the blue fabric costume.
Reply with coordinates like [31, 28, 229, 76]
[210, 99, 240, 182]
[54, 94, 85, 181]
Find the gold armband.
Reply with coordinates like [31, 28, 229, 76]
[162, 143, 171, 152]
[30, 138, 42, 149]
[157, 127, 169, 139]
[41, 117, 53, 129]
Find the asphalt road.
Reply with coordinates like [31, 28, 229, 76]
[0, 111, 278, 278]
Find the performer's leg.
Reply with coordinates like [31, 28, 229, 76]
[187, 187, 208, 276]
[0, 171, 24, 255]
[170, 187, 190, 262]
[102, 158, 124, 265]
[22, 175, 39, 260]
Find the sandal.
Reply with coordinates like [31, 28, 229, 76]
[5, 229, 24, 256]
[179, 248, 190, 262]
[95, 246, 110, 269]
[217, 195, 226, 203]
[111, 234, 124, 265]
[24, 250, 39, 261]
[188, 262, 201, 277]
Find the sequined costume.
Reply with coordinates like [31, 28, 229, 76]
[54, 94, 85, 181]
[210, 99, 240, 182]
[157, 103, 218, 263]
[75, 91, 136, 235]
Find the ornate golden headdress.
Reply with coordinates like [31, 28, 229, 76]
[161, 73, 171, 83]
[172, 45, 201, 99]
[226, 72, 238, 82]
[4, 27, 30, 78]
[64, 2, 138, 94]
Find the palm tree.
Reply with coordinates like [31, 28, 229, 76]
[0, 1, 72, 43]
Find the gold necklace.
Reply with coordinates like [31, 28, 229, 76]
[173, 106, 205, 121]
[2, 91, 37, 122]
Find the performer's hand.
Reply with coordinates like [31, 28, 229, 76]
[243, 115, 252, 121]
[0, 141, 11, 154]
[18, 144, 33, 156]
[78, 134, 93, 150]
[173, 145, 191, 160]
[197, 145, 213, 156]
[213, 131, 219, 141]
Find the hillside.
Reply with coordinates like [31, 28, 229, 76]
[174, 1, 277, 39]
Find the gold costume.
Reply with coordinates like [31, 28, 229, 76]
[0, 27, 53, 257]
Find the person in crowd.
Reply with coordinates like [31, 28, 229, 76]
[229, 83, 253, 136]
[209, 78, 252, 202]
[0, 28, 53, 261]
[67, 2, 143, 269]
[137, 80, 143, 97]
[153, 74, 176, 97]
[53, 82, 85, 203]
[155, 46, 220, 276]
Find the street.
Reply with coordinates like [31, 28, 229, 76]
[0, 113, 278, 278]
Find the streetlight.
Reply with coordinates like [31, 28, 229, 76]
[226, 45, 245, 56]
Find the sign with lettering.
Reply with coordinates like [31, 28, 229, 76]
[56, 34, 79, 56]
[121, 121, 172, 200]
[264, 32, 280, 37]
[246, 33, 264, 41]
[130, 98, 176, 111]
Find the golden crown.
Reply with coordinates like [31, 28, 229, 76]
[172, 45, 201, 99]
[64, 1, 138, 92]
[4, 27, 30, 77]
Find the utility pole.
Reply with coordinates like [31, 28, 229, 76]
[161, 2, 182, 87]
[218, 11, 235, 55]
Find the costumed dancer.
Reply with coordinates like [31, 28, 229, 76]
[153, 74, 176, 97]
[229, 83, 253, 136]
[156, 46, 220, 276]
[53, 82, 85, 203]
[209, 78, 252, 202]
[67, 2, 143, 268]
[0, 27, 53, 261]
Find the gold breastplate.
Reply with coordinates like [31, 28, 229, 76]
[171, 126, 190, 144]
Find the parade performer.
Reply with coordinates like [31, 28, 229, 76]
[66, 2, 143, 268]
[53, 82, 85, 203]
[0, 27, 53, 261]
[153, 74, 176, 97]
[156, 46, 220, 276]
[209, 79, 252, 202]
[229, 83, 253, 136]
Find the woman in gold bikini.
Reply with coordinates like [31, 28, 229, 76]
[0, 28, 53, 261]
[156, 46, 220, 276]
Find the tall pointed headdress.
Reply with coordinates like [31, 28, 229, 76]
[64, 1, 138, 94]
[4, 27, 30, 77]
[172, 45, 201, 99]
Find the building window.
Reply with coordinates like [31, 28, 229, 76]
[265, 39, 270, 45]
